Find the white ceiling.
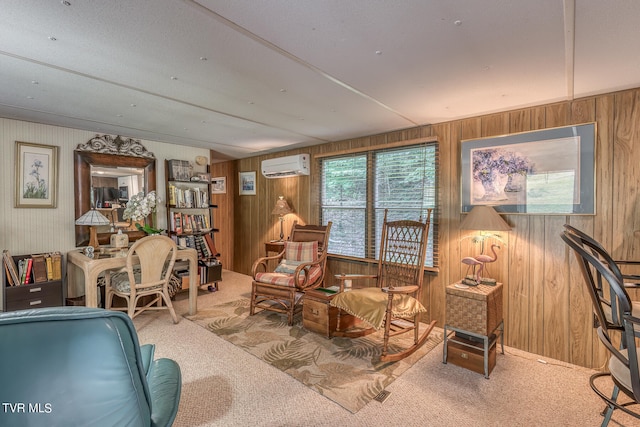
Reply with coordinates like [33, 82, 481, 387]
[1, 1, 639, 159]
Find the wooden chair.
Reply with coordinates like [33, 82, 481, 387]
[105, 235, 179, 323]
[562, 229, 640, 426]
[330, 209, 436, 362]
[251, 222, 332, 325]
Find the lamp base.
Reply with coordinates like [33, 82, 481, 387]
[88, 226, 100, 249]
[279, 217, 285, 241]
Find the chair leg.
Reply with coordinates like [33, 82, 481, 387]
[161, 290, 179, 324]
[601, 385, 619, 427]
[105, 288, 113, 311]
[128, 295, 137, 320]
[250, 285, 257, 316]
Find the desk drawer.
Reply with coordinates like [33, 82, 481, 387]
[5, 281, 63, 311]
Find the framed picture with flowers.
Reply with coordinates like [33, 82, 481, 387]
[461, 123, 596, 214]
[15, 141, 59, 208]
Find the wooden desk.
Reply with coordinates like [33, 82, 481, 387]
[67, 246, 200, 315]
[264, 241, 285, 256]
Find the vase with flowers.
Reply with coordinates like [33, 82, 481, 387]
[123, 191, 164, 235]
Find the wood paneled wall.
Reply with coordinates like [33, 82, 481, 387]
[232, 87, 640, 369]
[209, 159, 237, 269]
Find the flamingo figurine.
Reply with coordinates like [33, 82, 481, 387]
[474, 244, 500, 280]
[461, 256, 483, 284]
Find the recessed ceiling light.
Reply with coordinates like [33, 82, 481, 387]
[454, 20, 462, 26]
[375, 50, 382, 55]
[31, 80, 39, 85]
[26, 96, 34, 99]
[170, 76, 178, 80]
[61, 1, 71, 6]
[116, 114, 123, 117]
[48, 36, 57, 41]
[279, 89, 287, 93]
[130, 103, 136, 107]
[248, 101, 254, 105]
[199, 57, 207, 61]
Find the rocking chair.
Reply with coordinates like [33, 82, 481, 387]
[330, 209, 436, 362]
[251, 222, 332, 325]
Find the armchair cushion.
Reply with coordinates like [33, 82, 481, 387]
[331, 287, 427, 330]
[255, 265, 323, 288]
[285, 241, 318, 262]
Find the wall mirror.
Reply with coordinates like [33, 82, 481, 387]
[74, 135, 156, 247]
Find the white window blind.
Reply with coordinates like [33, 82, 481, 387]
[320, 142, 439, 268]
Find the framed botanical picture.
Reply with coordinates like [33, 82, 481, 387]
[15, 141, 59, 208]
[211, 176, 226, 194]
[461, 123, 596, 214]
[239, 171, 256, 195]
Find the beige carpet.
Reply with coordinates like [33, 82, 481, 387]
[133, 270, 639, 426]
[185, 298, 442, 413]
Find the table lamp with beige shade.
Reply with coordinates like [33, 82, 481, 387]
[460, 205, 511, 285]
[272, 196, 293, 241]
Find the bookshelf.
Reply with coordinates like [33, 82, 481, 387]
[165, 159, 222, 292]
[2, 251, 64, 312]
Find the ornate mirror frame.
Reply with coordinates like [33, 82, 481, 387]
[74, 135, 156, 247]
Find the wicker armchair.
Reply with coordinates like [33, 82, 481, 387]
[251, 222, 332, 325]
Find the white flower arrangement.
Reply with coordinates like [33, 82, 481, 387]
[123, 191, 160, 222]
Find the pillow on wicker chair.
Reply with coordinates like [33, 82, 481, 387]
[285, 241, 318, 262]
[274, 260, 304, 274]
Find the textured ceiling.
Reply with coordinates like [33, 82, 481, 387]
[1, 1, 639, 159]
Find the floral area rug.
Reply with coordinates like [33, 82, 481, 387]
[186, 299, 443, 413]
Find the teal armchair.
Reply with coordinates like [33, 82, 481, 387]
[0, 307, 181, 427]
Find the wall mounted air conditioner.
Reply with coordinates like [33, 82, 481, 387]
[261, 154, 310, 178]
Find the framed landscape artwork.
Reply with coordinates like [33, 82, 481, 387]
[461, 123, 596, 214]
[239, 171, 256, 195]
[15, 141, 59, 208]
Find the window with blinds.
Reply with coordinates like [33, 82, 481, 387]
[320, 141, 439, 268]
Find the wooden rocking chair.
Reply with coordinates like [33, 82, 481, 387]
[330, 209, 436, 362]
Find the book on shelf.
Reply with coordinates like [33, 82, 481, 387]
[45, 254, 54, 280]
[31, 254, 48, 283]
[168, 184, 176, 206]
[50, 252, 62, 280]
[173, 212, 183, 234]
[24, 258, 33, 285]
[3, 250, 20, 286]
[18, 258, 33, 285]
[204, 233, 219, 257]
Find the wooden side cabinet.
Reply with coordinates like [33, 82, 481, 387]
[442, 282, 504, 378]
[2, 253, 64, 312]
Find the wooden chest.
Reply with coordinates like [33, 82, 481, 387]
[446, 282, 503, 335]
[303, 288, 357, 338]
[446, 335, 496, 376]
[303, 296, 338, 338]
